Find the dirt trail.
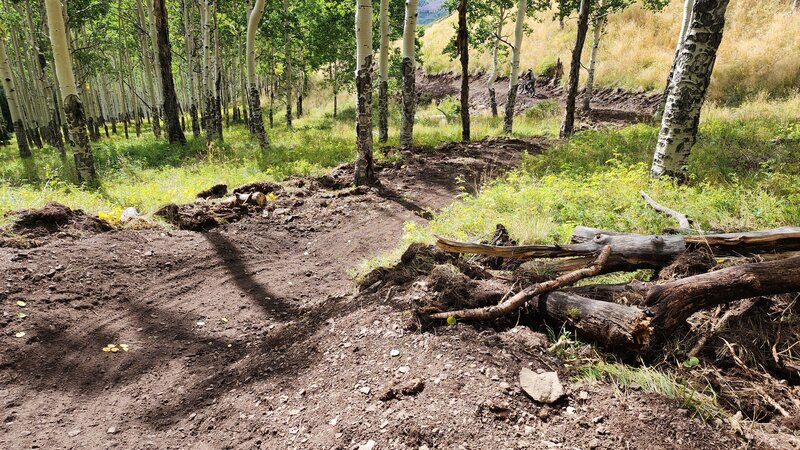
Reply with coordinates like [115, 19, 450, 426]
[418, 71, 662, 127]
[0, 137, 751, 449]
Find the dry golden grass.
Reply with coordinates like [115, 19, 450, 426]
[420, 0, 800, 102]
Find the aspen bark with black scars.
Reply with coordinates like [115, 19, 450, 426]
[0, 33, 30, 158]
[655, 0, 695, 120]
[355, 0, 376, 186]
[457, 0, 470, 142]
[378, 0, 390, 142]
[246, 0, 269, 149]
[504, 0, 526, 133]
[651, 0, 729, 181]
[45, 0, 96, 182]
[400, 0, 418, 149]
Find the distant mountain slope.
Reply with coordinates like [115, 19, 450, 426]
[419, 0, 800, 102]
[418, 0, 447, 25]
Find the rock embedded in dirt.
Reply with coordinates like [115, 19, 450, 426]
[519, 369, 565, 404]
[119, 207, 139, 224]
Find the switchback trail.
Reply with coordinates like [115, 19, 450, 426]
[0, 137, 750, 449]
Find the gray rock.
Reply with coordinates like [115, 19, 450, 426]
[358, 440, 376, 450]
[519, 369, 564, 404]
[119, 207, 139, 224]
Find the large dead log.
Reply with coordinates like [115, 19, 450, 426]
[437, 227, 800, 274]
[534, 291, 652, 351]
[645, 255, 800, 332]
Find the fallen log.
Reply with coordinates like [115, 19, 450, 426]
[534, 291, 652, 351]
[437, 227, 800, 274]
[219, 191, 268, 208]
[645, 255, 800, 332]
[425, 246, 612, 322]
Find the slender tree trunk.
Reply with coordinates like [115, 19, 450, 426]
[488, 8, 504, 118]
[246, 0, 269, 149]
[650, 0, 729, 181]
[153, 0, 186, 144]
[136, 0, 161, 138]
[504, 0, 526, 133]
[355, 0, 376, 186]
[213, 2, 223, 141]
[378, 0, 390, 143]
[283, 0, 293, 130]
[457, 0, 470, 142]
[399, 0, 418, 149]
[0, 35, 31, 158]
[655, 0, 695, 120]
[559, 0, 590, 139]
[184, 0, 201, 139]
[582, 10, 605, 114]
[44, 0, 95, 182]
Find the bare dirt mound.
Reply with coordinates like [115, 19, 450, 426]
[418, 71, 662, 127]
[0, 140, 760, 449]
[0, 202, 113, 249]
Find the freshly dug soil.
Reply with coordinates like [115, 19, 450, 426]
[0, 137, 771, 449]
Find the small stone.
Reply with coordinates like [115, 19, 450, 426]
[588, 438, 600, 449]
[519, 369, 564, 404]
[107, 426, 117, 434]
[398, 366, 410, 374]
[390, 349, 400, 357]
[143, 251, 153, 257]
[67, 429, 82, 437]
[358, 439, 376, 450]
[359, 386, 371, 395]
[499, 381, 511, 391]
[565, 406, 575, 415]
[578, 390, 589, 401]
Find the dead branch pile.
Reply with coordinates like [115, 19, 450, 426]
[418, 194, 800, 354]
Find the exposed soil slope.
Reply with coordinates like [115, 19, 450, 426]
[418, 71, 661, 127]
[0, 137, 756, 449]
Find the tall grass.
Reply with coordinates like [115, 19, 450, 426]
[420, 0, 800, 102]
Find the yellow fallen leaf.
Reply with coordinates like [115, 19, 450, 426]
[18, 313, 26, 319]
[120, 343, 129, 349]
[16, 301, 26, 307]
[221, 317, 228, 323]
[102, 347, 111, 352]
[15, 332, 26, 338]
[122, 347, 129, 352]
[110, 347, 119, 353]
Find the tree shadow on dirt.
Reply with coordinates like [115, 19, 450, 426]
[203, 231, 300, 317]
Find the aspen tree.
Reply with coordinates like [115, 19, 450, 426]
[0, 28, 30, 158]
[246, 0, 269, 149]
[377, 0, 390, 143]
[354, 0, 376, 186]
[503, 0, 526, 133]
[400, 0, 418, 149]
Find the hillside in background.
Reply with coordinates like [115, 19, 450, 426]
[420, 0, 800, 103]
[419, 0, 448, 25]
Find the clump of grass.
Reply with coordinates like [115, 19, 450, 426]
[579, 360, 726, 420]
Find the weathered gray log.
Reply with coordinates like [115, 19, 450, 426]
[534, 291, 652, 351]
[437, 232, 686, 273]
[645, 255, 800, 332]
[564, 280, 651, 304]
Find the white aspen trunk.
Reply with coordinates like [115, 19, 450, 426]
[246, 0, 269, 149]
[582, 10, 605, 113]
[146, 0, 162, 105]
[487, 8, 504, 118]
[377, 0, 389, 142]
[283, 0, 292, 129]
[355, 0, 375, 185]
[655, 0, 695, 119]
[399, 0, 418, 149]
[44, 0, 96, 182]
[183, 0, 200, 138]
[651, 0, 729, 181]
[0, 32, 30, 157]
[136, 0, 161, 137]
[503, 0, 527, 133]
